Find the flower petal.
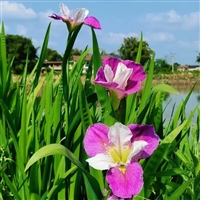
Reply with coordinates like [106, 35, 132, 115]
[123, 60, 146, 81]
[128, 124, 160, 159]
[49, 14, 64, 20]
[122, 60, 146, 94]
[113, 62, 133, 89]
[107, 193, 132, 200]
[70, 8, 89, 24]
[93, 67, 118, 89]
[106, 162, 144, 198]
[86, 153, 115, 170]
[59, 3, 70, 19]
[108, 123, 132, 151]
[104, 64, 114, 82]
[84, 123, 109, 157]
[127, 141, 148, 163]
[103, 58, 121, 74]
[84, 16, 101, 29]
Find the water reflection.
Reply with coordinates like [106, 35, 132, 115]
[163, 85, 200, 121]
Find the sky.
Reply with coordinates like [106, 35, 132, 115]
[1, 0, 200, 65]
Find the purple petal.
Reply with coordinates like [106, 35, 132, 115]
[108, 192, 132, 200]
[84, 16, 101, 29]
[128, 124, 160, 159]
[123, 61, 146, 94]
[103, 58, 122, 74]
[123, 60, 146, 81]
[93, 67, 106, 82]
[107, 193, 119, 200]
[124, 80, 143, 95]
[83, 123, 109, 157]
[49, 13, 64, 20]
[93, 67, 119, 89]
[106, 162, 144, 198]
[93, 80, 119, 91]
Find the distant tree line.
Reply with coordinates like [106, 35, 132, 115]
[6, 34, 63, 74]
[118, 37, 153, 66]
[7, 34, 190, 74]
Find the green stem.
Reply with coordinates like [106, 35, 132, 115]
[110, 90, 121, 111]
[62, 32, 72, 133]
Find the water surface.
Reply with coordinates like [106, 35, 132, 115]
[163, 85, 200, 121]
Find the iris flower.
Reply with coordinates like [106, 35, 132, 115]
[94, 58, 146, 100]
[84, 122, 159, 198]
[49, 3, 101, 32]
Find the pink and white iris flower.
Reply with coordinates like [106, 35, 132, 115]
[94, 58, 146, 100]
[84, 122, 159, 198]
[49, 3, 101, 32]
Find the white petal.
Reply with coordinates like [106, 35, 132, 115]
[86, 153, 115, 170]
[108, 122, 133, 152]
[113, 62, 133, 89]
[104, 64, 114, 82]
[70, 8, 89, 23]
[127, 140, 148, 163]
[59, 3, 70, 19]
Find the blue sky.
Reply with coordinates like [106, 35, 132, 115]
[1, 0, 200, 65]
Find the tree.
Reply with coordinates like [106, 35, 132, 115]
[6, 34, 38, 74]
[100, 49, 107, 55]
[118, 37, 153, 66]
[45, 48, 62, 61]
[69, 48, 83, 61]
[196, 53, 200, 64]
[173, 62, 180, 71]
[154, 58, 171, 73]
[109, 52, 121, 58]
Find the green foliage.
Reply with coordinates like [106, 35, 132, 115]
[6, 34, 38, 74]
[196, 52, 200, 64]
[173, 62, 180, 71]
[70, 48, 83, 60]
[45, 48, 62, 61]
[118, 36, 153, 66]
[154, 58, 171, 73]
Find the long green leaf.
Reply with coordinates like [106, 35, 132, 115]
[0, 22, 7, 99]
[32, 23, 51, 89]
[152, 83, 179, 94]
[25, 144, 103, 199]
[138, 52, 155, 114]
[143, 120, 188, 196]
[167, 179, 193, 199]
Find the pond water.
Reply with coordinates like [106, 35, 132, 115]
[163, 85, 200, 121]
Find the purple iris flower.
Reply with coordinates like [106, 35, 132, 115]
[94, 58, 146, 99]
[84, 122, 159, 199]
[49, 3, 101, 32]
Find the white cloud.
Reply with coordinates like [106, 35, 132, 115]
[38, 10, 55, 23]
[145, 10, 181, 23]
[148, 32, 175, 42]
[2, 1, 36, 19]
[105, 32, 140, 44]
[177, 40, 200, 49]
[143, 10, 199, 30]
[16, 25, 27, 36]
[182, 12, 200, 29]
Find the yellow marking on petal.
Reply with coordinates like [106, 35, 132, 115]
[121, 147, 132, 163]
[119, 165, 126, 174]
[109, 147, 121, 162]
[108, 145, 132, 165]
